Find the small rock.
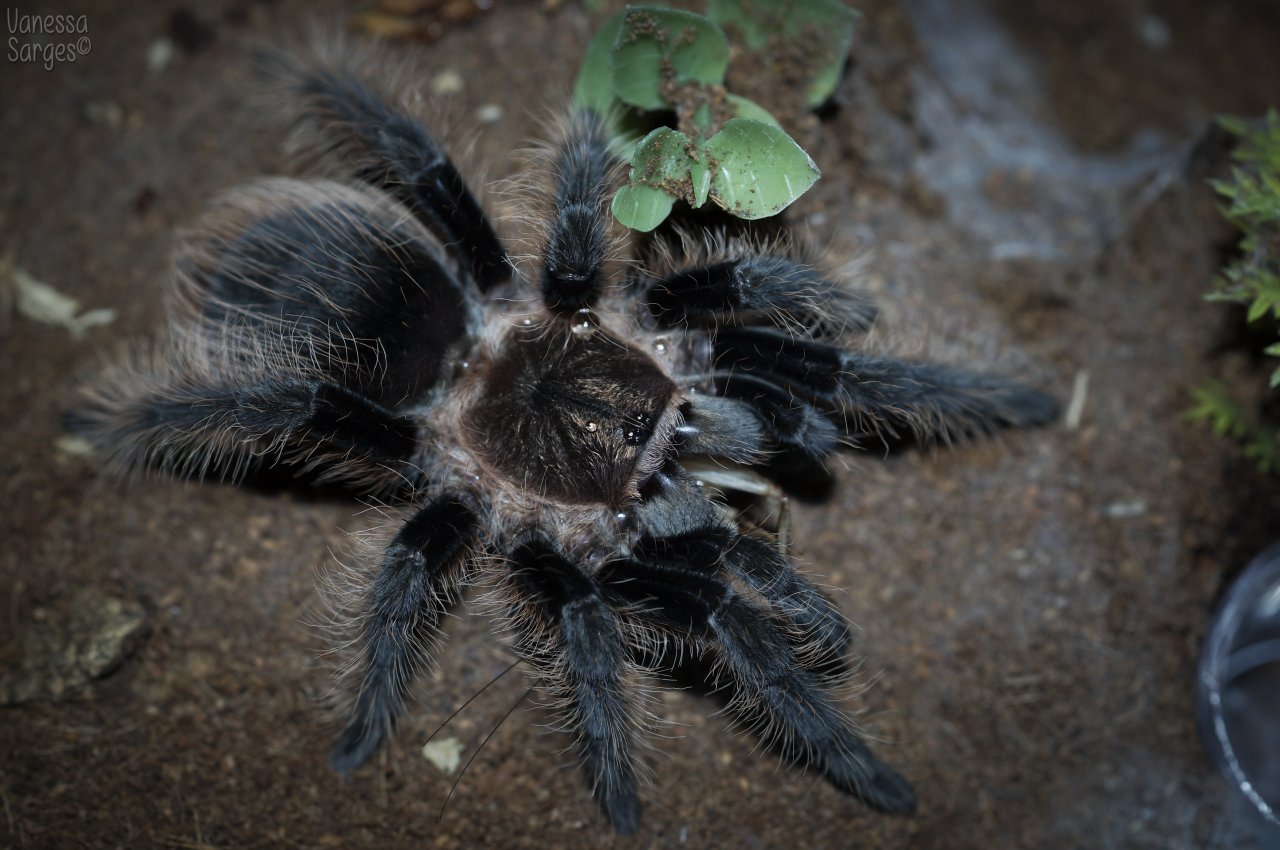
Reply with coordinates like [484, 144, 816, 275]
[1102, 500, 1147, 519]
[147, 38, 175, 73]
[422, 736, 464, 774]
[432, 69, 464, 96]
[0, 588, 149, 705]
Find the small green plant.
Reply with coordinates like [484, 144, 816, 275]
[1187, 381, 1280, 473]
[1187, 110, 1280, 472]
[573, 1, 857, 232]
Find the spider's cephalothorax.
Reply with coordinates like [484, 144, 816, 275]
[74, 48, 1058, 833]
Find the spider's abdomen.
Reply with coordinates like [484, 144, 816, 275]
[179, 180, 477, 408]
[463, 321, 677, 506]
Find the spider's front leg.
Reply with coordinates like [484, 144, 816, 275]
[645, 249, 879, 337]
[636, 458, 856, 670]
[615, 470, 914, 810]
[713, 325, 1059, 448]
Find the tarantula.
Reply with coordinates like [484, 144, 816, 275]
[73, 48, 1057, 833]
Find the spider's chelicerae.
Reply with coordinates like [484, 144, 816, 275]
[74, 48, 1057, 833]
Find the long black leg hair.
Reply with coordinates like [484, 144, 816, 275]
[331, 495, 480, 772]
[504, 538, 645, 834]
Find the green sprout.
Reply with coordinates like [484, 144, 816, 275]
[573, 2, 857, 232]
[1187, 110, 1280, 472]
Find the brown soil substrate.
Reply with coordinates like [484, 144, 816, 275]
[3, 1, 1280, 848]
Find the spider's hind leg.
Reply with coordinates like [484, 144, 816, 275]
[70, 365, 421, 484]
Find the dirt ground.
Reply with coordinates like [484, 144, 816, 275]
[3, 1, 1280, 848]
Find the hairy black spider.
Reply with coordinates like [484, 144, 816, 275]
[72, 46, 1058, 834]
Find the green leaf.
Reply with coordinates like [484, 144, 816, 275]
[689, 155, 713, 207]
[1186, 381, 1247, 439]
[725, 93, 781, 127]
[705, 117, 820, 219]
[627, 126, 695, 187]
[706, 0, 769, 49]
[574, 10, 628, 115]
[707, 0, 859, 107]
[612, 184, 677, 232]
[613, 126, 697, 231]
[612, 6, 729, 111]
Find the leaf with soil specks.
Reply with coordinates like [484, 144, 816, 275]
[613, 126, 697, 231]
[708, 0, 859, 107]
[613, 183, 677, 232]
[574, 9, 626, 115]
[611, 6, 728, 111]
[705, 118, 820, 219]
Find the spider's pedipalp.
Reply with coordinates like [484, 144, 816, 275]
[671, 395, 769, 464]
[711, 370, 841, 459]
[540, 111, 618, 312]
[331, 495, 478, 774]
[505, 539, 644, 834]
[261, 50, 510, 291]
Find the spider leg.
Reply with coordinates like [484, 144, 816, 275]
[541, 112, 617, 313]
[630, 471, 852, 676]
[599, 551, 915, 814]
[711, 369, 841, 459]
[504, 538, 643, 833]
[713, 326, 1059, 446]
[73, 179, 476, 484]
[262, 53, 509, 291]
[70, 370, 421, 484]
[632, 480, 853, 670]
[645, 255, 878, 336]
[331, 495, 478, 773]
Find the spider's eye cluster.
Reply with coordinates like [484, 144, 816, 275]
[463, 321, 677, 506]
